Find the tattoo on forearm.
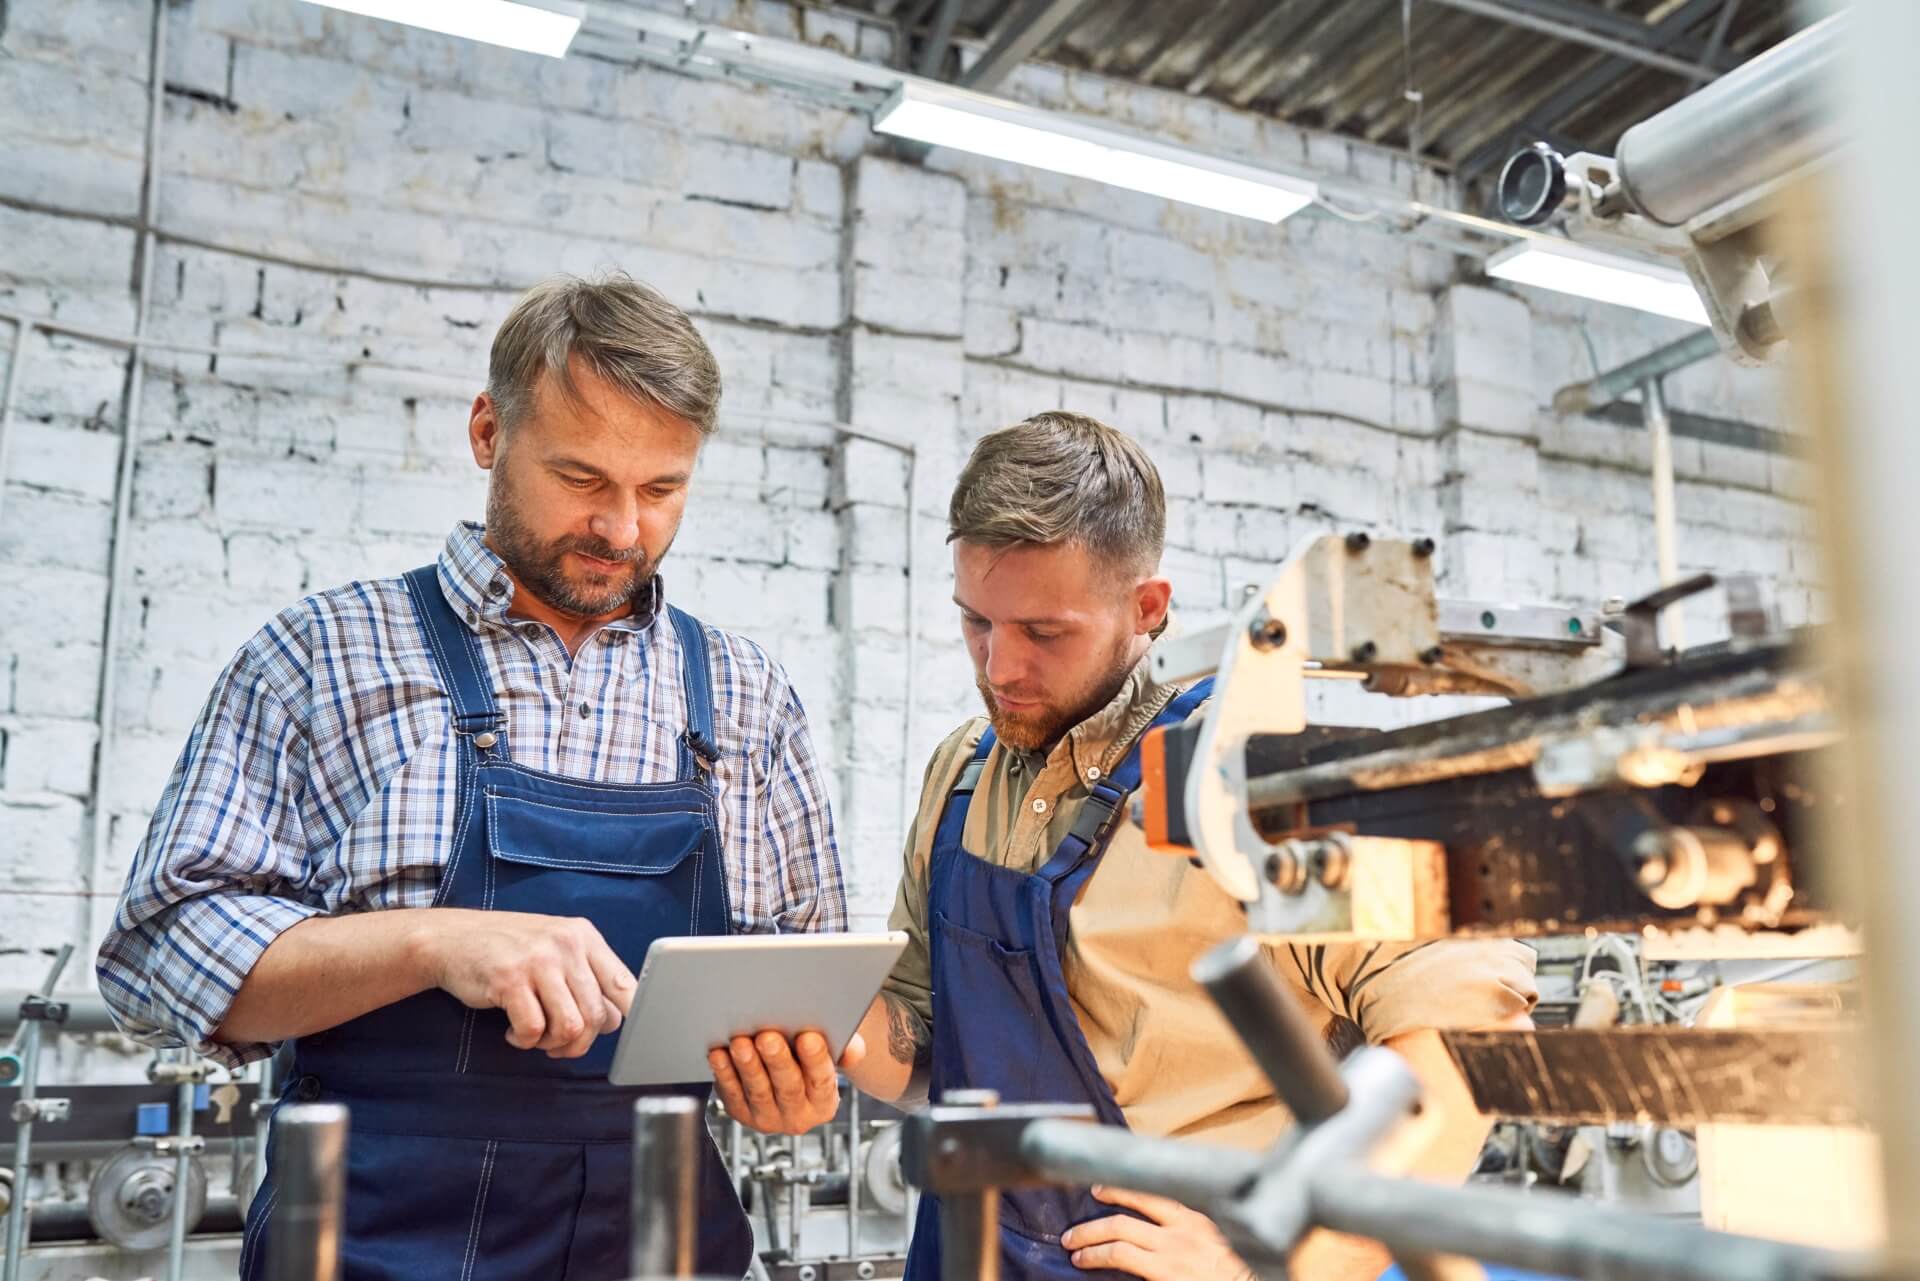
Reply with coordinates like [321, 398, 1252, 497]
[881, 992, 933, 1069]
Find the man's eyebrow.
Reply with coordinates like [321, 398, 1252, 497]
[951, 596, 1072, 626]
[547, 457, 691, 486]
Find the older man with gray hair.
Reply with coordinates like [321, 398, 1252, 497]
[97, 273, 850, 1281]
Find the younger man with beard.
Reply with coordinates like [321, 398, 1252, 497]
[98, 274, 852, 1281]
[712, 413, 1536, 1281]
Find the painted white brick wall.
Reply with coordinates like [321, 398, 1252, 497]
[0, 0, 1811, 997]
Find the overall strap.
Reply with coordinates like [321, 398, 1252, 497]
[1036, 677, 1215, 888]
[667, 605, 721, 779]
[402, 565, 506, 746]
[928, 729, 995, 874]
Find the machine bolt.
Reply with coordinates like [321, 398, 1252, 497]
[1633, 847, 1671, 889]
[1350, 640, 1378, 663]
[1412, 537, 1436, 557]
[1247, 612, 1288, 651]
[1265, 847, 1308, 895]
[1345, 531, 1372, 552]
[1419, 645, 1444, 665]
[1312, 836, 1352, 891]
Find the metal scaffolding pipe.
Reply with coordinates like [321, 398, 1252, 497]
[1552, 328, 1721, 414]
[1614, 13, 1844, 227]
[1644, 379, 1686, 652]
[265, 1104, 348, 1281]
[630, 1097, 700, 1279]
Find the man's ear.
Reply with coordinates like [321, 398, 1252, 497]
[470, 393, 504, 470]
[1135, 575, 1173, 635]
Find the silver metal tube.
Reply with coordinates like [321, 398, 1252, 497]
[0, 319, 26, 533]
[2, 1018, 43, 1281]
[1614, 13, 1844, 227]
[846, 1087, 861, 1260]
[1552, 328, 1721, 414]
[1020, 1121, 1260, 1207]
[165, 1067, 196, 1281]
[252, 1055, 277, 1202]
[265, 1103, 348, 1281]
[1644, 379, 1686, 652]
[0, 992, 117, 1037]
[631, 1097, 700, 1279]
[940, 1190, 998, 1281]
[1190, 937, 1348, 1123]
[85, 0, 170, 956]
[1307, 1169, 1871, 1281]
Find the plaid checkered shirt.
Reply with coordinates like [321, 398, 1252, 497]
[96, 522, 847, 1068]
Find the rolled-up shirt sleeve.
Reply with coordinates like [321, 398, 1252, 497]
[1316, 940, 1539, 1045]
[95, 634, 319, 1069]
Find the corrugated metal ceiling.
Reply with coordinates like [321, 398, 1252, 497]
[841, 0, 1800, 193]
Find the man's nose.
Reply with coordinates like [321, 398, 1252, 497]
[983, 632, 1026, 690]
[589, 495, 641, 549]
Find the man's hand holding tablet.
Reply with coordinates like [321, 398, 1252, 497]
[708, 1028, 867, 1135]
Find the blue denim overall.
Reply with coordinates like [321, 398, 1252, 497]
[903, 679, 1213, 1281]
[240, 566, 752, 1281]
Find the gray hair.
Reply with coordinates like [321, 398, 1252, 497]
[948, 411, 1166, 577]
[487, 272, 721, 434]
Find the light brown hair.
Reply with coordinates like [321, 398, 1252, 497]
[948, 411, 1166, 576]
[487, 272, 721, 434]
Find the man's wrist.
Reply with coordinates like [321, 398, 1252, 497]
[399, 908, 450, 992]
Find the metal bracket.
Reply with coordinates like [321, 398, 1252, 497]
[900, 1102, 1096, 1194]
[16, 995, 69, 1025]
[147, 1058, 218, 1086]
[9, 1097, 69, 1124]
[135, 1134, 208, 1158]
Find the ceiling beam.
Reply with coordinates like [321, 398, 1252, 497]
[915, 0, 964, 77]
[959, 0, 1097, 90]
[1451, 0, 1734, 182]
[1425, 0, 1730, 82]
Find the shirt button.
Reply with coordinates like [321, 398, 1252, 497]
[294, 1075, 322, 1102]
[1087, 767, 1102, 781]
[579, 703, 592, 719]
[1032, 797, 1047, 814]
[522, 624, 539, 637]
[488, 578, 506, 597]
[464, 608, 477, 626]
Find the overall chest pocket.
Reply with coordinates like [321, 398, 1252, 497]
[483, 790, 715, 950]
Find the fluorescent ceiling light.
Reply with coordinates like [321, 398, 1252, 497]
[298, 0, 584, 58]
[1486, 238, 1709, 326]
[873, 81, 1317, 224]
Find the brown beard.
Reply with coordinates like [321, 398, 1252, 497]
[975, 634, 1139, 753]
[485, 458, 665, 618]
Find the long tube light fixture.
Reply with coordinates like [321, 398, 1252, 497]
[297, 0, 585, 58]
[873, 80, 1318, 224]
[1486, 238, 1709, 326]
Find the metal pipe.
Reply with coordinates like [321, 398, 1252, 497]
[1308, 1168, 1873, 1281]
[940, 1190, 998, 1281]
[2, 946, 72, 1281]
[265, 1103, 348, 1281]
[1426, 0, 1716, 83]
[1644, 379, 1686, 652]
[631, 1097, 700, 1279]
[1020, 1121, 1260, 1207]
[0, 992, 117, 1037]
[165, 1060, 196, 1281]
[252, 1055, 277, 1202]
[0, 319, 26, 532]
[85, 0, 170, 962]
[1190, 937, 1348, 1123]
[846, 1087, 862, 1260]
[1552, 328, 1721, 414]
[2, 1018, 43, 1281]
[1614, 13, 1844, 227]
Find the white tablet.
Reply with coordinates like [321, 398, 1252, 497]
[609, 932, 910, 1087]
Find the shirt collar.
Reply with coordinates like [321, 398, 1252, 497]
[1060, 649, 1183, 777]
[436, 522, 664, 634]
